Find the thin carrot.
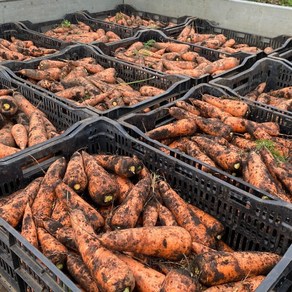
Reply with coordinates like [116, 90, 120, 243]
[143, 199, 159, 227]
[191, 241, 216, 254]
[21, 203, 38, 248]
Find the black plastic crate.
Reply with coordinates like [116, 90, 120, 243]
[165, 18, 291, 56]
[82, 4, 192, 38]
[19, 12, 129, 44]
[3, 44, 191, 120]
[0, 22, 68, 63]
[119, 83, 292, 202]
[0, 117, 291, 291]
[96, 29, 257, 84]
[210, 57, 292, 117]
[0, 66, 94, 166]
[269, 39, 292, 68]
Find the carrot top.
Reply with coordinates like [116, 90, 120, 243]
[255, 139, 286, 162]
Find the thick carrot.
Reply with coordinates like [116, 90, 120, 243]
[63, 151, 88, 193]
[118, 254, 165, 292]
[160, 269, 198, 292]
[110, 174, 151, 229]
[231, 136, 257, 151]
[51, 198, 71, 228]
[0, 177, 42, 227]
[269, 87, 292, 99]
[143, 199, 159, 227]
[70, 209, 135, 292]
[0, 125, 16, 147]
[203, 275, 265, 292]
[157, 201, 178, 226]
[38, 59, 68, 70]
[191, 136, 242, 172]
[188, 204, 224, 238]
[11, 124, 28, 150]
[18, 68, 61, 81]
[202, 94, 249, 117]
[0, 89, 13, 96]
[139, 85, 164, 96]
[93, 154, 143, 178]
[37, 227, 67, 268]
[55, 181, 104, 231]
[196, 250, 280, 286]
[158, 181, 216, 248]
[0, 95, 18, 117]
[66, 252, 99, 292]
[32, 157, 67, 219]
[168, 106, 198, 120]
[28, 111, 48, 147]
[204, 57, 239, 74]
[42, 217, 77, 252]
[99, 226, 192, 260]
[145, 118, 197, 141]
[21, 203, 38, 248]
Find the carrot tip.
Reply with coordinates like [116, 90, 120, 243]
[261, 196, 270, 200]
[123, 288, 131, 292]
[112, 102, 118, 106]
[3, 103, 11, 110]
[73, 184, 81, 191]
[104, 195, 113, 203]
[129, 166, 136, 174]
[234, 163, 241, 170]
[56, 263, 64, 270]
[216, 235, 222, 240]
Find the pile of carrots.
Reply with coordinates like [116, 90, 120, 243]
[0, 151, 282, 291]
[44, 20, 121, 44]
[243, 82, 291, 112]
[142, 94, 292, 203]
[104, 12, 176, 29]
[176, 25, 274, 54]
[0, 89, 61, 158]
[0, 37, 57, 62]
[113, 39, 240, 78]
[16, 57, 165, 111]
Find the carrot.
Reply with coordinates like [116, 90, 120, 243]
[66, 252, 99, 292]
[168, 106, 198, 120]
[191, 241, 216, 254]
[204, 275, 265, 291]
[38, 59, 67, 70]
[160, 269, 198, 292]
[0, 142, 20, 158]
[0, 177, 42, 227]
[216, 240, 234, 253]
[61, 67, 88, 85]
[145, 118, 197, 141]
[157, 201, 178, 226]
[63, 151, 88, 193]
[189, 98, 232, 120]
[139, 85, 164, 96]
[82, 151, 118, 205]
[11, 124, 28, 150]
[158, 181, 216, 248]
[93, 154, 143, 178]
[231, 136, 257, 151]
[181, 51, 199, 62]
[0, 188, 23, 207]
[70, 209, 135, 292]
[0, 125, 16, 147]
[99, 226, 192, 260]
[0, 95, 18, 117]
[37, 227, 67, 268]
[269, 87, 292, 99]
[165, 68, 204, 78]
[89, 67, 117, 84]
[28, 111, 48, 147]
[191, 136, 242, 172]
[32, 157, 67, 219]
[112, 174, 134, 204]
[204, 57, 239, 74]
[243, 151, 291, 202]
[0, 89, 13, 96]
[143, 199, 159, 227]
[18, 68, 61, 81]
[13, 91, 42, 118]
[110, 174, 151, 229]
[188, 204, 224, 238]
[42, 217, 77, 252]
[118, 254, 165, 292]
[55, 181, 104, 231]
[175, 100, 200, 116]
[196, 250, 280, 286]
[21, 203, 38, 248]
[55, 86, 86, 100]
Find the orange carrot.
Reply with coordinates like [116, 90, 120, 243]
[11, 124, 28, 150]
[0, 125, 16, 147]
[28, 111, 48, 147]
[0, 142, 19, 158]
[157, 201, 178, 226]
[175, 100, 201, 116]
[21, 203, 38, 248]
[191, 241, 216, 254]
[0, 95, 18, 117]
[113, 174, 134, 204]
[143, 199, 159, 227]
[51, 198, 71, 228]
[204, 57, 239, 74]
[216, 240, 234, 253]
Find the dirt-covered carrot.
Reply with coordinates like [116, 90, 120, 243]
[143, 199, 159, 227]
[82, 151, 118, 206]
[37, 227, 67, 269]
[28, 111, 48, 147]
[11, 123, 28, 150]
[269, 87, 292, 99]
[55, 181, 104, 231]
[110, 174, 151, 229]
[231, 136, 257, 151]
[18, 68, 61, 81]
[113, 174, 134, 204]
[191, 136, 242, 172]
[0, 142, 20, 158]
[160, 269, 198, 292]
[70, 209, 135, 292]
[139, 85, 165, 96]
[42, 217, 77, 251]
[216, 240, 234, 253]
[66, 252, 99, 292]
[175, 100, 201, 116]
[0, 188, 23, 207]
[63, 151, 87, 193]
[21, 203, 38, 248]
[55, 86, 86, 100]
[0, 95, 18, 117]
[0, 89, 13, 96]
[158, 181, 216, 248]
[118, 253, 165, 292]
[188, 204, 224, 238]
[145, 118, 197, 141]
[93, 154, 144, 178]
[203, 275, 265, 292]
[99, 226, 192, 260]
[196, 250, 280, 286]
[32, 157, 67, 219]
[0, 125, 16, 147]
[38, 59, 68, 70]
[157, 201, 178, 226]
[202, 94, 249, 117]
[191, 241, 216, 254]
[51, 198, 71, 227]
[204, 57, 239, 75]
[0, 177, 42, 227]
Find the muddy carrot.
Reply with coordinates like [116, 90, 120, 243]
[11, 124, 28, 150]
[110, 174, 151, 229]
[157, 201, 178, 226]
[82, 151, 118, 206]
[143, 199, 159, 227]
[0, 188, 23, 207]
[0, 89, 13, 96]
[269, 87, 292, 99]
[79, 92, 110, 107]
[175, 100, 201, 116]
[0, 142, 20, 158]
[216, 240, 234, 253]
[18, 68, 61, 81]
[99, 226, 192, 260]
[28, 111, 48, 147]
[113, 174, 134, 204]
[51, 198, 71, 228]
[204, 57, 239, 74]
[38, 60, 68, 70]
[21, 203, 38, 248]
[191, 241, 216, 254]
[55, 86, 86, 100]
[66, 252, 99, 292]
[63, 151, 88, 193]
[231, 136, 257, 150]
[70, 209, 135, 292]
[0, 95, 18, 117]
[0, 125, 16, 147]
[139, 85, 164, 96]
[158, 180, 216, 248]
